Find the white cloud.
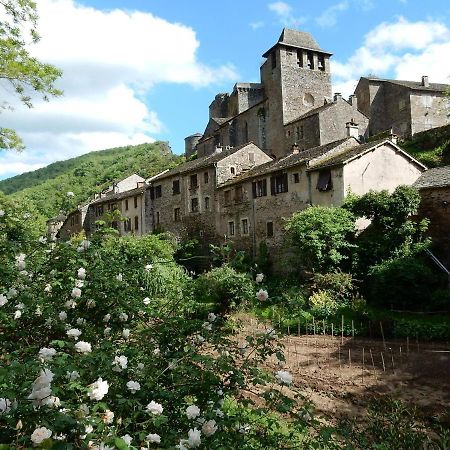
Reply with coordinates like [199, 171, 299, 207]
[316, 1, 349, 28]
[0, 0, 237, 178]
[250, 21, 264, 30]
[267, 1, 307, 27]
[332, 17, 450, 97]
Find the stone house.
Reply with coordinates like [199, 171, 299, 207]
[148, 142, 272, 244]
[46, 213, 66, 241]
[414, 166, 450, 268]
[215, 136, 425, 260]
[355, 76, 450, 138]
[57, 206, 89, 240]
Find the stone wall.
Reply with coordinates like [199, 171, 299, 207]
[417, 187, 450, 268]
[410, 92, 449, 135]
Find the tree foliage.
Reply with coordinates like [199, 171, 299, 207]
[343, 185, 429, 276]
[284, 205, 356, 273]
[0, 0, 62, 150]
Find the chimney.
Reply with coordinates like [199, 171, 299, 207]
[349, 94, 358, 108]
[291, 143, 300, 154]
[389, 129, 398, 145]
[346, 120, 359, 138]
[421, 75, 429, 87]
[333, 92, 342, 102]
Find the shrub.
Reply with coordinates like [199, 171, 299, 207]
[195, 264, 254, 311]
[308, 290, 339, 318]
[311, 271, 355, 302]
[367, 256, 438, 309]
[284, 206, 356, 273]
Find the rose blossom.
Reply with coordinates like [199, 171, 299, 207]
[31, 426, 52, 444]
[256, 289, 269, 301]
[75, 341, 92, 354]
[146, 400, 163, 415]
[186, 405, 200, 420]
[88, 378, 109, 401]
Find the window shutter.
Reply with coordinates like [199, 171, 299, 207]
[283, 172, 288, 192]
[262, 179, 267, 196]
[270, 176, 276, 195]
[252, 182, 257, 198]
[150, 187, 155, 199]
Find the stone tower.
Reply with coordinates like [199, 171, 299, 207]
[260, 29, 333, 150]
[184, 133, 203, 158]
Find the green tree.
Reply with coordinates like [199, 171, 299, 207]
[1, 0, 62, 150]
[284, 205, 356, 272]
[343, 185, 429, 276]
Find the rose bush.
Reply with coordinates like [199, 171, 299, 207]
[0, 203, 324, 449]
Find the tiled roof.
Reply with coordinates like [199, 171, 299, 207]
[263, 28, 331, 57]
[150, 142, 260, 182]
[414, 166, 450, 189]
[90, 186, 146, 205]
[284, 101, 335, 125]
[218, 137, 352, 187]
[388, 79, 448, 92]
[308, 138, 427, 171]
[362, 76, 448, 92]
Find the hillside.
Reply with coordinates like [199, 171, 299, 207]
[400, 124, 450, 168]
[0, 141, 183, 220]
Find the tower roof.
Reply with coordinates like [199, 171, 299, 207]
[263, 28, 332, 57]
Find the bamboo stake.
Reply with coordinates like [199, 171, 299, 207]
[380, 322, 386, 349]
[338, 345, 341, 367]
[341, 315, 344, 345]
[331, 322, 334, 337]
[351, 320, 355, 338]
[390, 349, 395, 373]
[370, 348, 376, 375]
[381, 352, 386, 372]
[362, 347, 365, 384]
[298, 321, 300, 336]
[348, 348, 351, 367]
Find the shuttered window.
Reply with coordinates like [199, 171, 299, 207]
[270, 173, 288, 195]
[317, 170, 332, 191]
[252, 179, 267, 198]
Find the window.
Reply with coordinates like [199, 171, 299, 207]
[155, 185, 162, 198]
[228, 221, 235, 236]
[318, 54, 325, 71]
[190, 174, 198, 189]
[204, 171, 209, 184]
[75, 215, 79, 225]
[297, 49, 303, 68]
[293, 173, 300, 183]
[125, 199, 129, 211]
[224, 190, 231, 206]
[214, 133, 220, 147]
[248, 152, 255, 163]
[271, 50, 276, 69]
[230, 167, 236, 175]
[252, 179, 267, 198]
[267, 221, 274, 237]
[234, 186, 244, 203]
[174, 208, 181, 222]
[306, 51, 314, 69]
[96, 205, 104, 217]
[156, 211, 160, 225]
[270, 173, 288, 195]
[317, 170, 332, 191]
[172, 180, 180, 195]
[70, 216, 75, 226]
[204, 197, 210, 211]
[422, 95, 432, 108]
[241, 218, 249, 235]
[134, 196, 138, 208]
[295, 125, 304, 141]
[134, 216, 139, 230]
[124, 218, 131, 232]
[191, 197, 199, 212]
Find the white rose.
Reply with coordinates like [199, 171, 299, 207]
[71, 287, 82, 298]
[146, 433, 161, 443]
[256, 289, 269, 301]
[126, 380, 140, 393]
[66, 328, 82, 340]
[0, 398, 12, 415]
[75, 341, 92, 354]
[186, 405, 201, 420]
[146, 400, 163, 415]
[38, 347, 57, 361]
[31, 426, 52, 444]
[88, 378, 109, 401]
[187, 428, 201, 448]
[77, 268, 86, 280]
[275, 370, 293, 385]
[202, 419, 217, 437]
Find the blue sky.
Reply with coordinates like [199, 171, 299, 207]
[1, 0, 450, 180]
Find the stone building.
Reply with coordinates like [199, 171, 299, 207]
[148, 142, 272, 243]
[57, 206, 88, 240]
[355, 76, 450, 138]
[194, 28, 369, 160]
[414, 166, 450, 268]
[215, 135, 425, 260]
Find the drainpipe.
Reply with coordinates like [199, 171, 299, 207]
[252, 194, 257, 258]
[307, 166, 312, 205]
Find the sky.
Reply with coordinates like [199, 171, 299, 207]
[1, 0, 450, 180]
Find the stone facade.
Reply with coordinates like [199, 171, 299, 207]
[355, 76, 450, 138]
[57, 206, 88, 240]
[414, 166, 450, 269]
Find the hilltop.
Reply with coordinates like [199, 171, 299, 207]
[0, 141, 183, 220]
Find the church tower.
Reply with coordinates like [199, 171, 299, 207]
[260, 29, 333, 151]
